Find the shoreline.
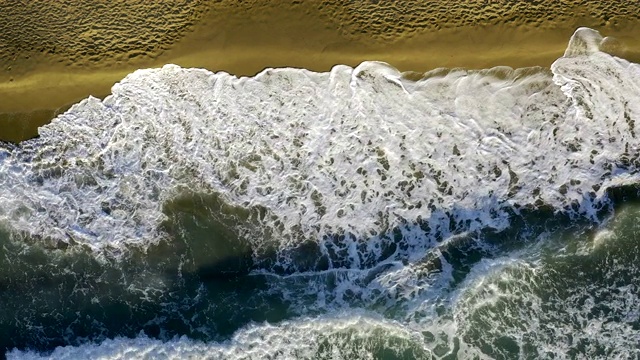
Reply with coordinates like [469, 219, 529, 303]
[2, 1, 640, 142]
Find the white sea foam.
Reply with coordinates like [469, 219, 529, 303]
[7, 314, 430, 360]
[4, 27, 640, 358]
[455, 246, 640, 359]
[1, 29, 639, 259]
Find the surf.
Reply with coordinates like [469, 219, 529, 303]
[3, 27, 640, 359]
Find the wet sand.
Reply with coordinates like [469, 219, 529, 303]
[2, 1, 640, 142]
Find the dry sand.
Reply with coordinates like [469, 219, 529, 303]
[2, 0, 640, 142]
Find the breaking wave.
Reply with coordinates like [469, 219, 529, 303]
[3, 28, 640, 359]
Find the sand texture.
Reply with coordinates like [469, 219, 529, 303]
[0, 0, 207, 70]
[315, 0, 640, 41]
[2, 1, 640, 142]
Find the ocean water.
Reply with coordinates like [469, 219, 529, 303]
[1, 28, 639, 359]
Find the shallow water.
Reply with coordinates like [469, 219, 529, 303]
[2, 28, 640, 359]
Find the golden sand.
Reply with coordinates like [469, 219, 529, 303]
[2, 1, 640, 142]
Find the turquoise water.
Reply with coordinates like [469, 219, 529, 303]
[2, 28, 640, 359]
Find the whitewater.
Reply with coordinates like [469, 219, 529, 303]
[2, 28, 639, 359]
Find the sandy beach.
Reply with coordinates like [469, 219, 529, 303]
[2, 0, 640, 142]
[4, 3, 640, 358]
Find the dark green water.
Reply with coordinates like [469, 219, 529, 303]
[1, 191, 639, 359]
